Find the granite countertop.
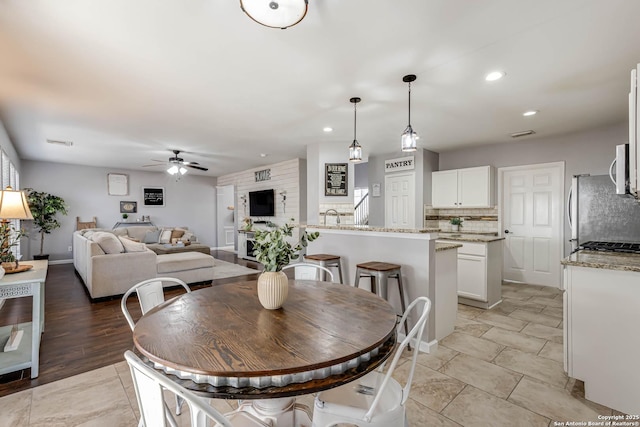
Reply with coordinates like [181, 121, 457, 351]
[561, 250, 640, 272]
[437, 233, 505, 243]
[435, 242, 463, 252]
[306, 224, 441, 234]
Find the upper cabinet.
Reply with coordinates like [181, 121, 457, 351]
[432, 166, 495, 208]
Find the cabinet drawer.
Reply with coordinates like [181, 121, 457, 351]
[454, 242, 487, 256]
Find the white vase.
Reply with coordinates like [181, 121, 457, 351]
[257, 271, 288, 310]
[451, 224, 459, 232]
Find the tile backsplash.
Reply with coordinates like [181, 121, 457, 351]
[425, 206, 498, 234]
[319, 203, 355, 226]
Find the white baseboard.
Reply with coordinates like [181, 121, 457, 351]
[48, 259, 73, 265]
[397, 333, 438, 353]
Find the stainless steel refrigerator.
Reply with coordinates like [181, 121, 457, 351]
[569, 174, 640, 253]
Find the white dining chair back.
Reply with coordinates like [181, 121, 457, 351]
[125, 350, 235, 427]
[282, 263, 335, 282]
[121, 277, 191, 331]
[312, 296, 432, 427]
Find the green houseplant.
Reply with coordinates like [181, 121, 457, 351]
[25, 189, 68, 260]
[252, 220, 319, 309]
[450, 216, 462, 231]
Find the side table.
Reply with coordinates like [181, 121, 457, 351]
[0, 260, 48, 378]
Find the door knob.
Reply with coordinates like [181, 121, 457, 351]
[504, 230, 510, 234]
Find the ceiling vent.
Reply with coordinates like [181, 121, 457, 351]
[46, 139, 73, 147]
[510, 130, 535, 138]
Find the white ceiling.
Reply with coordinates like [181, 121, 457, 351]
[1, 0, 639, 177]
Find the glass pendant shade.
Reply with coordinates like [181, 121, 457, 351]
[168, 165, 188, 175]
[240, 0, 308, 29]
[401, 124, 417, 152]
[349, 140, 362, 162]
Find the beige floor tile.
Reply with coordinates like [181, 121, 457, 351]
[541, 306, 563, 318]
[415, 344, 459, 371]
[522, 322, 564, 344]
[454, 316, 492, 337]
[509, 377, 605, 423]
[509, 308, 562, 328]
[440, 331, 505, 362]
[0, 388, 32, 427]
[538, 341, 564, 363]
[494, 348, 568, 389]
[500, 297, 546, 313]
[501, 289, 535, 301]
[481, 327, 547, 354]
[439, 353, 522, 399]
[489, 299, 519, 315]
[393, 362, 465, 412]
[405, 398, 462, 426]
[528, 296, 563, 308]
[29, 365, 137, 427]
[457, 304, 484, 319]
[475, 310, 528, 332]
[441, 386, 550, 427]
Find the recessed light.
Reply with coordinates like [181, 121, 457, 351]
[323, 127, 333, 133]
[259, 153, 268, 158]
[485, 71, 506, 82]
[523, 110, 538, 116]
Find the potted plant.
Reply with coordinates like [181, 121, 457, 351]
[25, 189, 68, 260]
[122, 213, 129, 221]
[450, 216, 462, 232]
[0, 222, 27, 273]
[252, 220, 319, 309]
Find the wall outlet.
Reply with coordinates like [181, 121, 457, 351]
[68, 246, 72, 252]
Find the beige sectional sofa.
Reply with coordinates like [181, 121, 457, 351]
[73, 226, 215, 299]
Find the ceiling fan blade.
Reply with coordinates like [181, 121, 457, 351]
[182, 161, 201, 166]
[186, 164, 209, 171]
[142, 163, 164, 167]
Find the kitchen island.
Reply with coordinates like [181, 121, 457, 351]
[305, 225, 443, 350]
[561, 250, 640, 415]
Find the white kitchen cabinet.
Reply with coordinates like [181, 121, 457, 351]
[563, 263, 640, 415]
[432, 166, 495, 208]
[437, 239, 503, 309]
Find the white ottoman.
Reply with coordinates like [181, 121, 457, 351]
[156, 252, 215, 284]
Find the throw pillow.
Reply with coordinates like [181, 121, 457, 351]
[159, 229, 172, 244]
[118, 236, 147, 253]
[143, 229, 161, 244]
[91, 232, 124, 254]
[180, 232, 195, 243]
[170, 229, 185, 240]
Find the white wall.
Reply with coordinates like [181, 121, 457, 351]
[22, 161, 217, 261]
[0, 121, 22, 174]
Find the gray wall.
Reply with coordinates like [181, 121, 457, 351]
[22, 161, 217, 261]
[354, 162, 368, 188]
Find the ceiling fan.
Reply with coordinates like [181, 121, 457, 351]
[143, 150, 209, 174]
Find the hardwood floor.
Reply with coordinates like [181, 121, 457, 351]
[0, 250, 262, 398]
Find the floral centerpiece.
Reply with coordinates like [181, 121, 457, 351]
[252, 220, 319, 309]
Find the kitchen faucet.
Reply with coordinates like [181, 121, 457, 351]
[324, 209, 340, 226]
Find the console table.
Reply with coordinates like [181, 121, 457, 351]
[0, 260, 48, 378]
[113, 221, 154, 229]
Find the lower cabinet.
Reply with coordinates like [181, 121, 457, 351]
[437, 239, 503, 309]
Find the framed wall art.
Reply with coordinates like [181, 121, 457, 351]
[325, 163, 348, 196]
[143, 187, 165, 207]
[120, 201, 137, 213]
[108, 173, 128, 196]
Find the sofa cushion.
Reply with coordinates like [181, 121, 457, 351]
[170, 229, 185, 240]
[126, 226, 158, 242]
[156, 252, 215, 274]
[159, 229, 173, 244]
[112, 228, 129, 237]
[118, 236, 148, 253]
[143, 229, 161, 244]
[180, 231, 195, 242]
[91, 232, 124, 254]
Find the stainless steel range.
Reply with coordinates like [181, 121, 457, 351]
[579, 241, 640, 254]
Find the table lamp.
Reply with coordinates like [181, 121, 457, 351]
[0, 186, 34, 270]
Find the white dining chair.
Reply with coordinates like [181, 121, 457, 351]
[121, 277, 191, 424]
[312, 296, 432, 427]
[282, 262, 335, 282]
[125, 350, 269, 427]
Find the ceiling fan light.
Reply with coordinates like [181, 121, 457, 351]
[401, 125, 417, 152]
[349, 140, 362, 162]
[167, 165, 179, 175]
[179, 167, 188, 175]
[240, 0, 308, 29]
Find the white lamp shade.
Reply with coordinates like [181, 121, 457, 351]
[0, 187, 34, 220]
[401, 125, 418, 152]
[240, 0, 308, 29]
[167, 165, 179, 175]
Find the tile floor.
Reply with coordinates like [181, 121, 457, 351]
[0, 282, 622, 426]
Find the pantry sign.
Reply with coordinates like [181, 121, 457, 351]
[385, 156, 415, 172]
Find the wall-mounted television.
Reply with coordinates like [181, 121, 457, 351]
[249, 189, 275, 217]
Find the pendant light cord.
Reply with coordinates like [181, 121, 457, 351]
[353, 101, 357, 140]
[407, 81, 412, 126]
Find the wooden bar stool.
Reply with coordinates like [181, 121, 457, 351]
[355, 261, 410, 344]
[304, 253, 344, 284]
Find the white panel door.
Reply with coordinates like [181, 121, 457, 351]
[501, 163, 563, 287]
[385, 172, 415, 229]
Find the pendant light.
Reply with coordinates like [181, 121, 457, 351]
[401, 74, 418, 152]
[240, 0, 308, 29]
[348, 97, 362, 162]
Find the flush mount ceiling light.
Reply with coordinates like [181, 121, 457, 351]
[485, 71, 506, 81]
[240, 0, 308, 29]
[323, 127, 333, 133]
[401, 74, 418, 152]
[348, 97, 362, 162]
[523, 110, 538, 116]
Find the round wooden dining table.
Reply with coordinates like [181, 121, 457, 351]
[132, 279, 398, 427]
